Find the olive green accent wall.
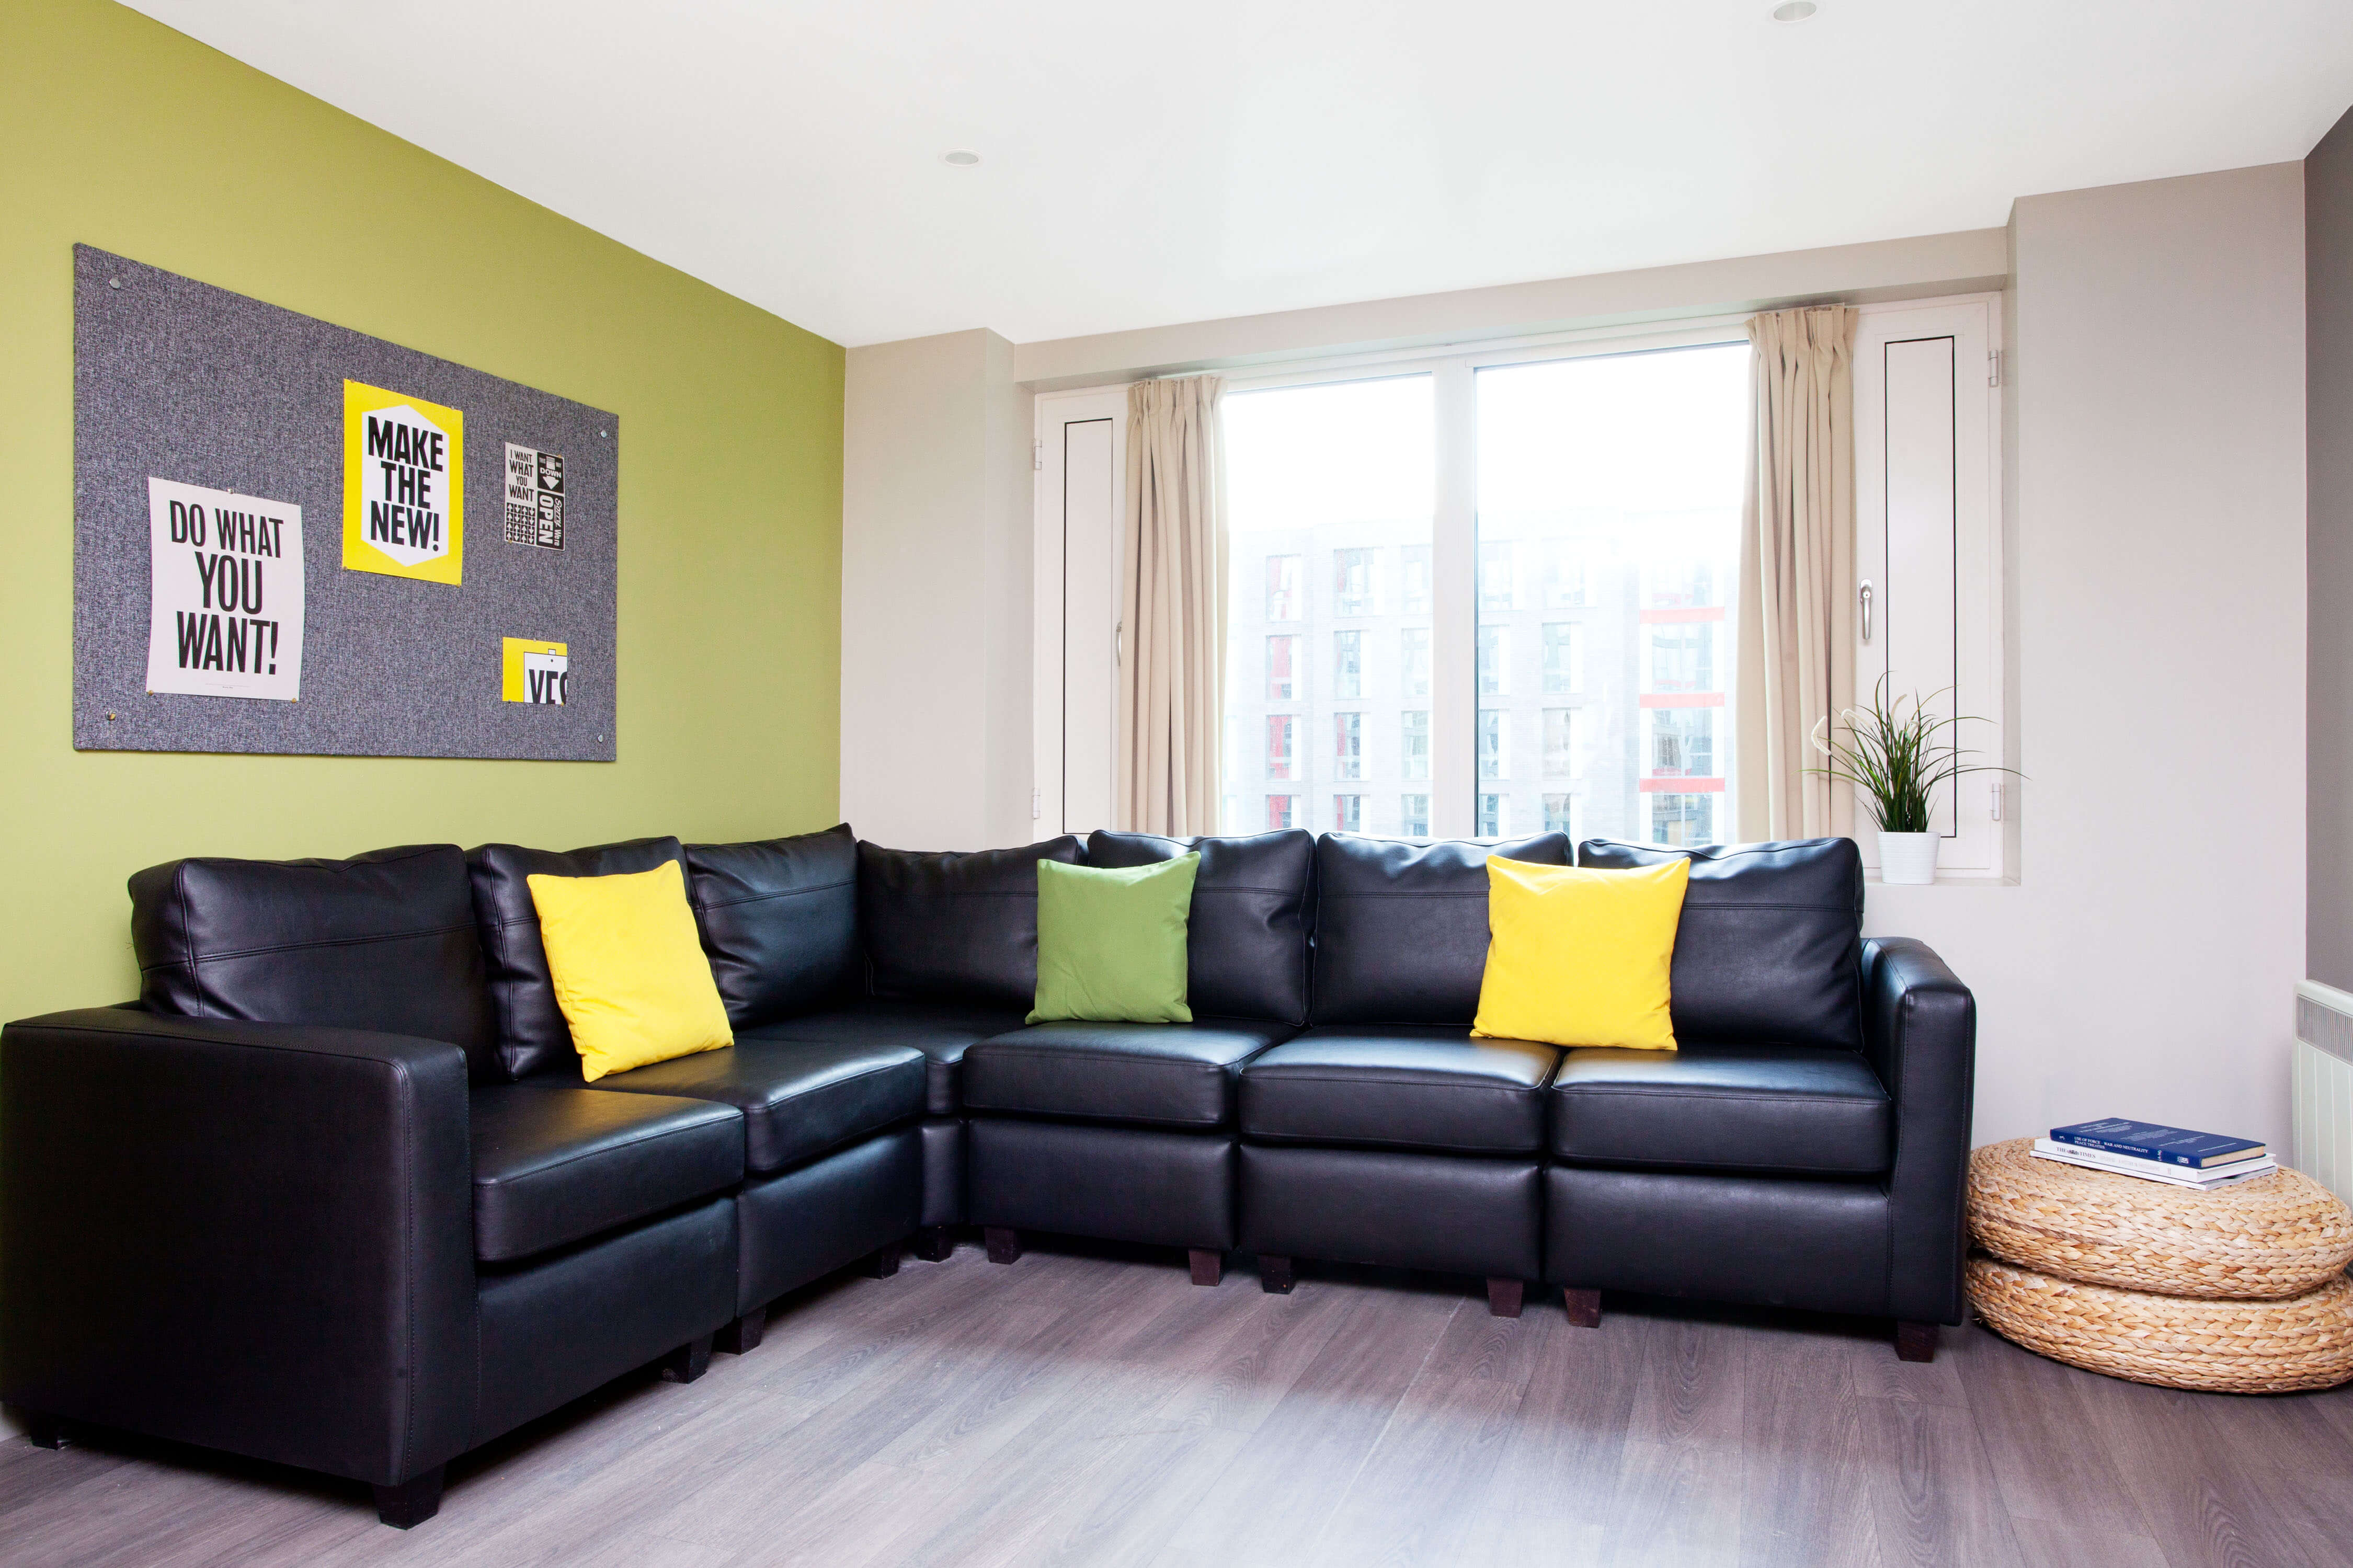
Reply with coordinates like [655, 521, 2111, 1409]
[0, 0, 844, 1025]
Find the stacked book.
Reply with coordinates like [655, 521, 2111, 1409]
[2031, 1118, 2276, 1190]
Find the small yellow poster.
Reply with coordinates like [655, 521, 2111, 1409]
[502, 637, 569, 704]
[343, 380, 464, 583]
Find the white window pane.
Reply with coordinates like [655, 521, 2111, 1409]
[1401, 709, 1430, 781]
[1401, 793, 1430, 835]
[1478, 793, 1507, 836]
[1475, 344, 1746, 846]
[1334, 711, 1363, 780]
[1543, 792, 1574, 835]
[1478, 708, 1508, 780]
[1401, 627, 1431, 698]
[1223, 376, 1435, 834]
[1333, 630, 1361, 699]
[1477, 625, 1509, 696]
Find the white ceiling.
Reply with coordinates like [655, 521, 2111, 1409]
[128, 1, 2353, 348]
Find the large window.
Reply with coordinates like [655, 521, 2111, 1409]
[1222, 376, 1434, 834]
[1053, 300, 1998, 866]
[1221, 344, 1744, 841]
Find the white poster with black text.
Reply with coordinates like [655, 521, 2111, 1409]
[144, 477, 306, 701]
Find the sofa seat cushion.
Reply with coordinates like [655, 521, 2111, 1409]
[589, 1039, 927, 1173]
[741, 1000, 1029, 1116]
[1240, 1026, 1560, 1154]
[961, 1020, 1292, 1128]
[1549, 1042, 1892, 1175]
[470, 1083, 744, 1263]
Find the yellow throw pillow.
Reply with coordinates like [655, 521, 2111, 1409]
[1471, 856, 1688, 1051]
[526, 861, 734, 1081]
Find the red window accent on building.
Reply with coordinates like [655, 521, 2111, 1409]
[1265, 714, 1295, 779]
[1266, 795, 1298, 829]
[1266, 635, 1298, 700]
[1637, 776, 1726, 793]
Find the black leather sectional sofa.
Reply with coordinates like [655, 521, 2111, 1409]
[0, 825, 1974, 1527]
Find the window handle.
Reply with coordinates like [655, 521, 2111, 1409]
[1859, 580, 1874, 645]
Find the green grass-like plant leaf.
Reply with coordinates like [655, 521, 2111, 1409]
[1806, 677, 2021, 832]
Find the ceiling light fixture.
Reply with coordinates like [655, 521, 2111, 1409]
[942, 150, 981, 167]
[1772, 1, 1818, 19]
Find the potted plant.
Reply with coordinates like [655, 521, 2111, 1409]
[1809, 679, 2018, 885]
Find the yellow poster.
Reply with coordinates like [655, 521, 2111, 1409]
[342, 380, 463, 583]
[502, 637, 569, 704]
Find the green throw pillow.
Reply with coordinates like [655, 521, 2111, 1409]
[1029, 853, 1201, 1025]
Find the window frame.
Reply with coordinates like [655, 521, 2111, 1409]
[1039, 293, 2004, 861]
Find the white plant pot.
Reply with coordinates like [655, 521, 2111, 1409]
[1878, 831, 1939, 886]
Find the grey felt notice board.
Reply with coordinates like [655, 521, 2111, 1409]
[73, 244, 618, 760]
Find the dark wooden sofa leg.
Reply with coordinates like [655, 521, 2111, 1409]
[1486, 1278, 1525, 1319]
[716, 1308, 766, 1355]
[1895, 1321, 1938, 1363]
[985, 1227, 1022, 1264]
[660, 1333, 714, 1384]
[913, 1224, 954, 1262]
[1564, 1288, 1603, 1328]
[1259, 1254, 1296, 1294]
[867, 1244, 901, 1278]
[1189, 1249, 1224, 1286]
[24, 1412, 70, 1450]
[374, 1466, 445, 1529]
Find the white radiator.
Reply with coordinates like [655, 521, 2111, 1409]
[2294, 979, 2353, 1205]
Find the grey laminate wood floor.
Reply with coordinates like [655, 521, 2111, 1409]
[4, 1236, 2350, 1568]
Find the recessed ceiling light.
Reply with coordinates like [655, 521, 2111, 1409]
[942, 150, 981, 167]
[1772, 1, 1818, 19]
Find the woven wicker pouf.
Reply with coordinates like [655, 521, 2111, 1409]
[1966, 1137, 2353, 1392]
[1968, 1256, 2353, 1393]
[1968, 1137, 2353, 1297]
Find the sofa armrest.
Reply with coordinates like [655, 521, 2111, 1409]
[0, 1008, 475, 1486]
[1860, 938, 1978, 1324]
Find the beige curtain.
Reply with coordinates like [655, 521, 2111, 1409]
[1116, 375, 1226, 835]
[1735, 306, 1857, 841]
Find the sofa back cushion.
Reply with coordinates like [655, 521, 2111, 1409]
[129, 843, 499, 1076]
[1087, 829, 1313, 1025]
[467, 837, 685, 1080]
[1578, 837, 1864, 1049]
[858, 838, 1083, 1011]
[1310, 833, 1571, 1026]
[684, 825, 860, 1029]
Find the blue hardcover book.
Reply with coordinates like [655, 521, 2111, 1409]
[2050, 1118, 2268, 1169]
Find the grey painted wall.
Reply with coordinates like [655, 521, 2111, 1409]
[2313, 107, 2353, 988]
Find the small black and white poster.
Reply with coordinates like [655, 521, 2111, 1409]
[504, 442, 565, 549]
[144, 477, 306, 701]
